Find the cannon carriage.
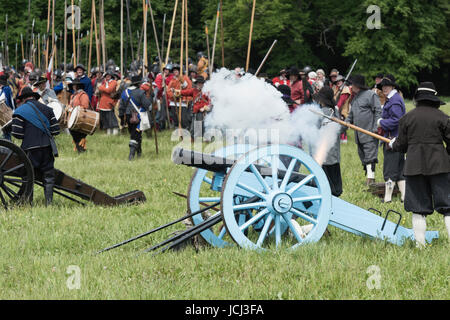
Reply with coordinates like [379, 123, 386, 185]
[100, 144, 438, 254]
[0, 139, 146, 209]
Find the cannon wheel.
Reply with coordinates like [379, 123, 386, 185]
[221, 145, 332, 250]
[0, 139, 34, 209]
[187, 144, 258, 248]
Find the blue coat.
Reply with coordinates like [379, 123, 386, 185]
[379, 92, 405, 139]
[0, 85, 15, 109]
[79, 75, 94, 101]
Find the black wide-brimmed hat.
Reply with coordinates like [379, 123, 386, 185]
[17, 86, 41, 100]
[130, 75, 143, 86]
[374, 73, 384, 79]
[287, 67, 300, 78]
[350, 74, 368, 90]
[278, 84, 295, 105]
[193, 76, 205, 84]
[414, 82, 446, 105]
[376, 74, 399, 90]
[32, 76, 47, 86]
[313, 86, 335, 108]
[68, 78, 86, 90]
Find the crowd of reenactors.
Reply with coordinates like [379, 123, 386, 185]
[0, 54, 448, 248]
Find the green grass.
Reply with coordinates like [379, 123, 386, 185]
[0, 100, 449, 300]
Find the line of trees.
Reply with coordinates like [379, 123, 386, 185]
[1, 0, 449, 95]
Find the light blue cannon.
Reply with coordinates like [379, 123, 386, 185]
[175, 144, 439, 250]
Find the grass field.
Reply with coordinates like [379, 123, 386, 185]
[0, 99, 449, 300]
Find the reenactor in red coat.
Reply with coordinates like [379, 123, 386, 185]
[174, 76, 211, 139]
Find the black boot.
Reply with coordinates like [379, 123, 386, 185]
[128, 145, 137, 161]
[43, 169, 55, 206]
[137, 143, 142, 158]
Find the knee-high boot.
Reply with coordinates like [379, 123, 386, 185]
[43, 169, 55, 206]
[129, 140, 138, 161]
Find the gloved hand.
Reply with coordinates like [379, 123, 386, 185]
[377, 118, 383, 128]
[389, 137, 396, 149]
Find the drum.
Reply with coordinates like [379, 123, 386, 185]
[47, 100, 65, 121]
[68, 107, 100, 135]
[0, 102, 13, 130]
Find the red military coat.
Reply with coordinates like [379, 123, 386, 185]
[181, 88, 211, 113]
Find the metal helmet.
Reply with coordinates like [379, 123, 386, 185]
[164, 63, 173, 71]
[197, 52, 205, 59]
[302, 66, 313, 75]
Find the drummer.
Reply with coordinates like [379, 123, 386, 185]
[68, 78, 91, 153]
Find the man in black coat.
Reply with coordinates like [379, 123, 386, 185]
[11, 87, 60, 205]
[118, 75, 152, 160]
[391, 82, 450, 247]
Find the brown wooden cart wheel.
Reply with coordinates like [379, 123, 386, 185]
[0, 139, 34, 209]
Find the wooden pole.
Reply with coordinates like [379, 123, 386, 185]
[71, 0, 77, 66]
[93, 0, 100, 68]
[178, 0, 185, 135]
[210, 3, 220, 74]
[220, 0, 225, 68]
[310, 109, 391, 144]
[148, 0, 172, 130]
[100, 0, 106, 68]
[77, 0, 81, 66]
[143, 0, 148, 77]
[185, 0, 189, 75]
[165, 0, 179, 65]
[120, 0, 124, 76]
[125, 0, 134, 62]
[37, 34, 41, 69]
[64, 0, 67, 72]
[5, 14, 9, 66]
[255, 39, 277, 76]
[88, 0, 94, 73]
[161, 13, 166, 61]
[205, 25, 211, 72]
[21, 34, 24, 62]
[148, 0, 160, 154]
[246, 0, 256, 72]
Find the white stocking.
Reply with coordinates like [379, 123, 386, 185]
[444, 215, 450, 242]
[412, 214, 427, 248]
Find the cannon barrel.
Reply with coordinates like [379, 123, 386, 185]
[172, 148, 312, 185]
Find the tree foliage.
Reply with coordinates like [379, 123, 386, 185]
[0, 0, 448, 93]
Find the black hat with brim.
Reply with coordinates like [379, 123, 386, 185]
[17, 86, 41, 100]
[287, 67, 300, 78]
[32, 76, 47, 86]
[414, 82, 446, 105]
[313, 86, 335, 108]
[350, 74, 368, 90]
[68, 78, 86, 90]
[130, 75, 143, 86]
[376, 74, 399, 90]
[193, 76, 205, 84]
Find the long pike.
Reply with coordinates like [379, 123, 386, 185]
[309, 109, 391, 144]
